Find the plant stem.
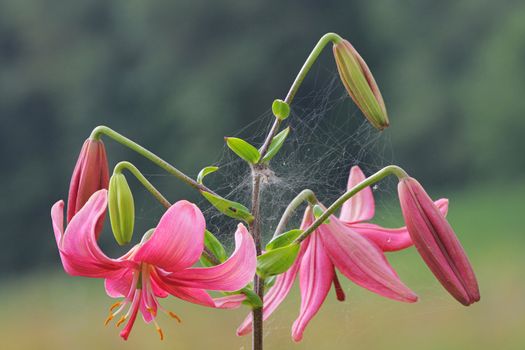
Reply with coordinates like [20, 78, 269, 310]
[91, 125, 217, 195]
[114, 161, 171, 209]
[113, 161, 221, 264]
[273, 189, 317, 237]
[295, 165, 408, 243]
[258, 33, 342, 161]
[284, 32, 342, 105]
[249, 164, 265, 350]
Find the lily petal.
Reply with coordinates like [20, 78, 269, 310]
[213, 294, 247, 309]
[291, 232, 334, 342]
[237, 207, 314, 336]
[52, 190, 129, 278]
[134, 200, 205, 271]
[162, 223, 256, 291]
[339, 166, 375, 222]
[237, 240, 306, 336]
[350, 198, 449, 251]
[319, 216, 418, 303]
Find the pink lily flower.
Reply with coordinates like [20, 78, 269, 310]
[67, 138, 109, 238]
[398, 177, 480, 306]
[238, 166, 448, 341]
[52, 189, 256, 340]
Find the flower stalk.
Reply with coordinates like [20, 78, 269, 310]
[295, 165, 408, 243]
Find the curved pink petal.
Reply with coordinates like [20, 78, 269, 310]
[237, 240, 306, 336]
[53, 190, 130, 278]
[319, 216, 418, 303]
[105, 269, 135, 298]
[350, 198, 449, 251]
[163, 223, 256, 291]
[134, 200, 205, 271]
[213, 294, 246, 309]
[291, 232, 334, 342]
[237, 207, 313, 336]
[339, 166, 375, 222]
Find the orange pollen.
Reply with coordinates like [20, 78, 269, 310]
[104, 313, 114, 326]
[109, 301, 123, 312]
[168, 311, 182, 323]
[116, 315, 127, 327]
[147, 307, 157, 316]
[156, 326, 164, 341]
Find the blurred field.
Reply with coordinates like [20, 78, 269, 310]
[1, 182, 524, 350]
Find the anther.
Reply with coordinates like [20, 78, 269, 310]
[109, 301, 123, 312]
[168, 311, 182, 323]
[104, 313, 114, 326]
[116, 315, 127, 327]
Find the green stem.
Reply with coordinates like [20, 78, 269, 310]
[259, 33, 343, 160]
[113, 161, 171, 209]
[284, 32, 342, 105]
[91, 125, 217, 196]
[294, 165, 408, 243]
[273, 189, 318, 237]
[113, 161, 220, 265]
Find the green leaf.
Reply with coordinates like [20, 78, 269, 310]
[240, 288, 263, 308]
[261, 127, 290, 163]
[201, 190, 254, 223]
[225, 137, 261, 164]
[204, 230, 227, 261]
[197, 166, 219, 184]
[265, 229, 303, 250]
[313, 204, 331, 224]
[256, 243, 300, 278]
[271, 99, 290, 120]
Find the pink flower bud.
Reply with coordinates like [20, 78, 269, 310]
[333, 39, 389, 130]
[67, 138, 109, 237]
[398, 177, 480, 306]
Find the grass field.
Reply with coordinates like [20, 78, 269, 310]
[1, 182, 524, 349]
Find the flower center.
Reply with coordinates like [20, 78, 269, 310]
[103, 264, 182, 341]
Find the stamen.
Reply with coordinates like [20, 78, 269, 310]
[153, 320, 164, 341]
[168, 311, 182, 323]
[116, 315, 127, 327]
[104, 313, 114, 326]
[109, 301, 123, 312]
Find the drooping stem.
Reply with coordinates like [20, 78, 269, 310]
[249, 165, 264, 350]
[91, 125, 217, 196]
[114, 161, 171, 209]
[295, 165, 408, 243]
[273, 189, 318, 237]
[113, 160, 220, 265]
[284, 32, 342, 105]
[258, 33, 343, 160]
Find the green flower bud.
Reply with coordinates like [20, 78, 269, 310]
[108, 173, 135, 245]
[272, 99, 290, 120]
[333, 39, 389, 130]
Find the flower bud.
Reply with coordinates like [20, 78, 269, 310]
[333, 39, 389, 130]
[108, 173, 135, 245]
[272, 99, 290, 120]
[67, 138, 109, 238]
[398, 177, 480, 306]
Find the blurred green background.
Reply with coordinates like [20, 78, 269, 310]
[1, 0, 524, 349]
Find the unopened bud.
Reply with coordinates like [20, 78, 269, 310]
[333, 39, 389, 130]
[272, 99, 290, 120]
[108, 173, 135, 245]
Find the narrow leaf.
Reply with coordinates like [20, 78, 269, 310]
[313, 204, 331, 224]
[197, 166, 219, 184]
[265, 229, 303, 250]
[257, 243, 300, 278]
[199, 230, 227, 267]
[262, 127, 290, 163]
[201, 191, 254, 223]
[225, 137, 261, 164]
